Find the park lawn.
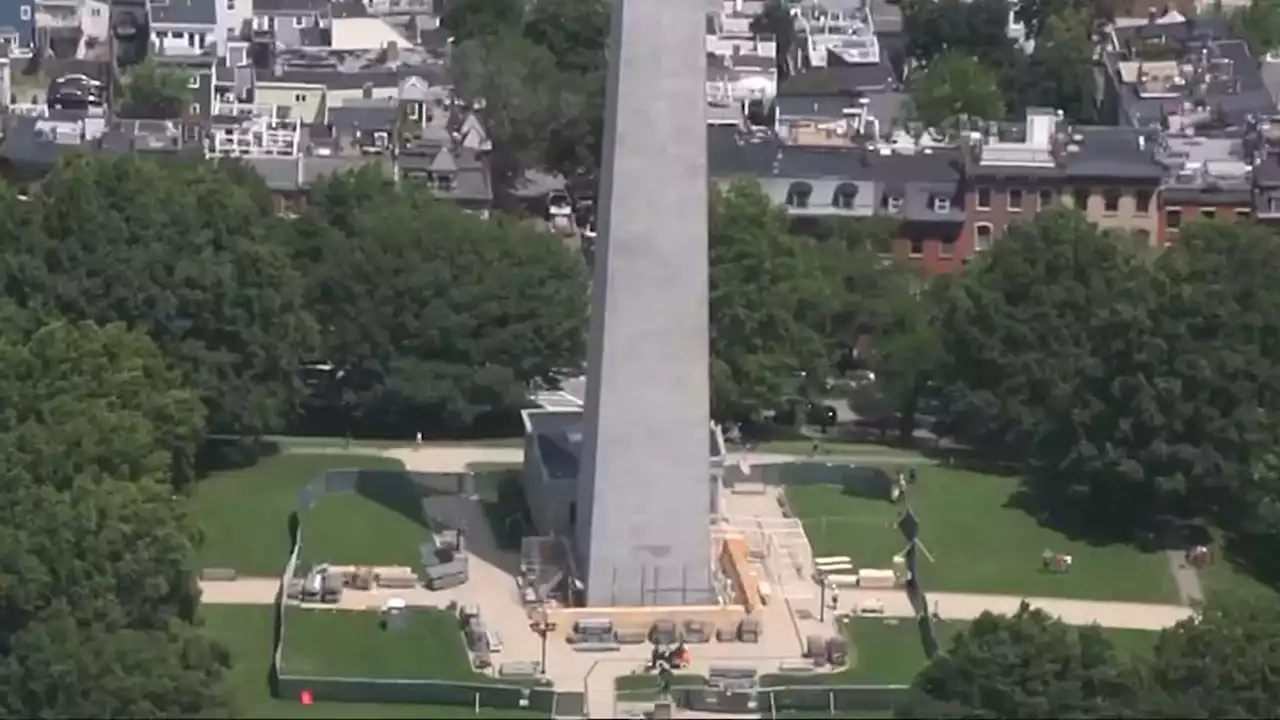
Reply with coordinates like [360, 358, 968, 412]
[756, 440, 923, 458]
[194, 453, 408, 575]
[766, 618, 1160, 688]
[202, 605, 538, 719]
[268, 435, 524, 451]
[281, 607, 481, 681]
[785, 465, 1178, 603]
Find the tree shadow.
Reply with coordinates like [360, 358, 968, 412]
[194, 437, 281, 479]
[920, 445, 1022, 477]
[1002, 482, 1140, 549]
[1219, 530, 1280, 594]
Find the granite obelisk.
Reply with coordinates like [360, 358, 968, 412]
[573, 0, 713, 607]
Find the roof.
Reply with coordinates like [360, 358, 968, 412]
[1063, 127, 1165, 179]
[149, 0, 217, 26]
[262, 65, 447, 90]
[254, 0, 331, 14]
[327, 101, 397, 130]
[244, 154, 396, 190]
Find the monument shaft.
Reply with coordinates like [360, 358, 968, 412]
[575, 0, 713, 607]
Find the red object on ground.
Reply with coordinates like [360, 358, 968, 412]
[300, 690, 314, 705]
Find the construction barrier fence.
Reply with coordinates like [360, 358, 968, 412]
[616, 684, 910, 717]
[270, 468, 585, 718]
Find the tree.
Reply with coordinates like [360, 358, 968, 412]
[0, 155, 316, 436]
[908, 52, 1005, 130]
[440, 0, 524, 44]
[935, 209, 1146, 461]
[750, 0, 796, 80]
[0, 310, 232, 717]
[451, 31, 566, 198]
[524, 0, 609, 182]
[1232, 0, 1280, 59]
[118, 58, 192, 119]
[1014, 8, 1098, 122]
[900, 0, 1017, 70]
[709, 179, 838, 423]
[900, 603, 1140, 718]
[1015, 0, 1116, 41]
[1146, 597, 1280, 718]
[291, 172, 588, 436]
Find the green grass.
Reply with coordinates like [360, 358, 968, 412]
[268, 436, 524, 450]
[765, 617, 1160, 688]
[281, 607, 481, 680]
[195, 454, 409, 575]
[203, 605, 539, 718]
[755, 440, 923, 457]
[785, 465, 1178, 603]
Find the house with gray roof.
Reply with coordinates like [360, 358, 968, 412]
[708, 123, 967, 274]
[149, 0, 218, 55]
[1101, 17, 1275, 132]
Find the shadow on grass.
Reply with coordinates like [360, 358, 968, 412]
[1002, 479, 1211, 553]
[918, 445, 1022, 477]
[1220, 530, 1280, 595]
[195, 437, 282, 479]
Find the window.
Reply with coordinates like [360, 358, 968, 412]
[887, 197, 903, 213]
[187, 32, 197, 48]
[939, 238, 955, 259]
[1200, 208, 1216, 220]
[976, 186, 992, 210]
[974, 223, 994, 252]
[189, 102, 200, 115]
[187, 74, 200, 89]
[1038, 189, 1055, 210]
[294, 93, 308, 102]
[373, 131, 390, 148]
[933, 196, 951, 213]
[1007, 189, 1024, 212]
[20, 6, 31, 21]
[1166, 208, 1182, 230]
[1074, 188, 1090, 210]
[198, 33, 207, 49]
[1103, 189, 1121, 214]
[294, 15, 309, 27]
[833, 183, 859, 210]
[909, 237, 924, 258]
[1134, 189, 1152, 215]
[1236, 208, 1252, 219]
[1134, 229, 1152, 245]
[91, 7, 101, 16]
[785, 182, 812, 209]
[1272, 198, 1280, 214]
[406, 102, 421, 120]
[435, 174, 455, 192]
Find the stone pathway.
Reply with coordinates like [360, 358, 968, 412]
[1165, 549, 1205, 605]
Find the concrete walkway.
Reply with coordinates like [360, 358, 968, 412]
[835, 588, 1194, 630]
[1165, 549, 1205, 605]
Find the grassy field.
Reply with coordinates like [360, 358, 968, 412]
[785, 465, 1178, 603]
[765, 617, 1160, 688]
[194, 454, 411, 575]
[280, 607, 483, 681]
[753, 440, 923, 457]
[203, 605, 541, 718]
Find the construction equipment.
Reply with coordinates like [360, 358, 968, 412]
[647, 641, 691, 671]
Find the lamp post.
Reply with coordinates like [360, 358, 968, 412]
[819, 579, 828, 622]
[530, 617, 557, 675]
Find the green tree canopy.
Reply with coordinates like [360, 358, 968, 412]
[709, 179, 838, 422]
[909, 52, 1006, 130]
[1145, 597, 1280, 717]
[0, 309, 231, 717]
[290, 169, 588, 436]
[440, 0, 524, 44]
[0, 155, 316, 436]
[119, 59, 192, 120]
[901, 604, 1140, 718]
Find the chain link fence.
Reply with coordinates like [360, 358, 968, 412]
[270, 468, 584, 717]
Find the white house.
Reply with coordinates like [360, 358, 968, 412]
[149, 0, 218, 55]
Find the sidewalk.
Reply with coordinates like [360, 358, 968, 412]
[835, 588, 1195, 630]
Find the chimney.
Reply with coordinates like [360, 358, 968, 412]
[362, 82, 373, 100]
[384, 41, 400, 65]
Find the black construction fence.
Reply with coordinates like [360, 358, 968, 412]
[269, 468, 585, 718]
[618, 682, 910, 717]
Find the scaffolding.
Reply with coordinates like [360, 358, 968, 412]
[207, 101, 301, 157]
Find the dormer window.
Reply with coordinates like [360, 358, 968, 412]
[933, 196, 951, 213]
[786, 182, 812, 209]
[432, 172, 455, 192]
[833, 183, 858, 210]
[887, 197, 903, 213]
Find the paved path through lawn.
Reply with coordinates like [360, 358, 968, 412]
[1165, 549, 1205, 605]
[835, 588, 1194, 630]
